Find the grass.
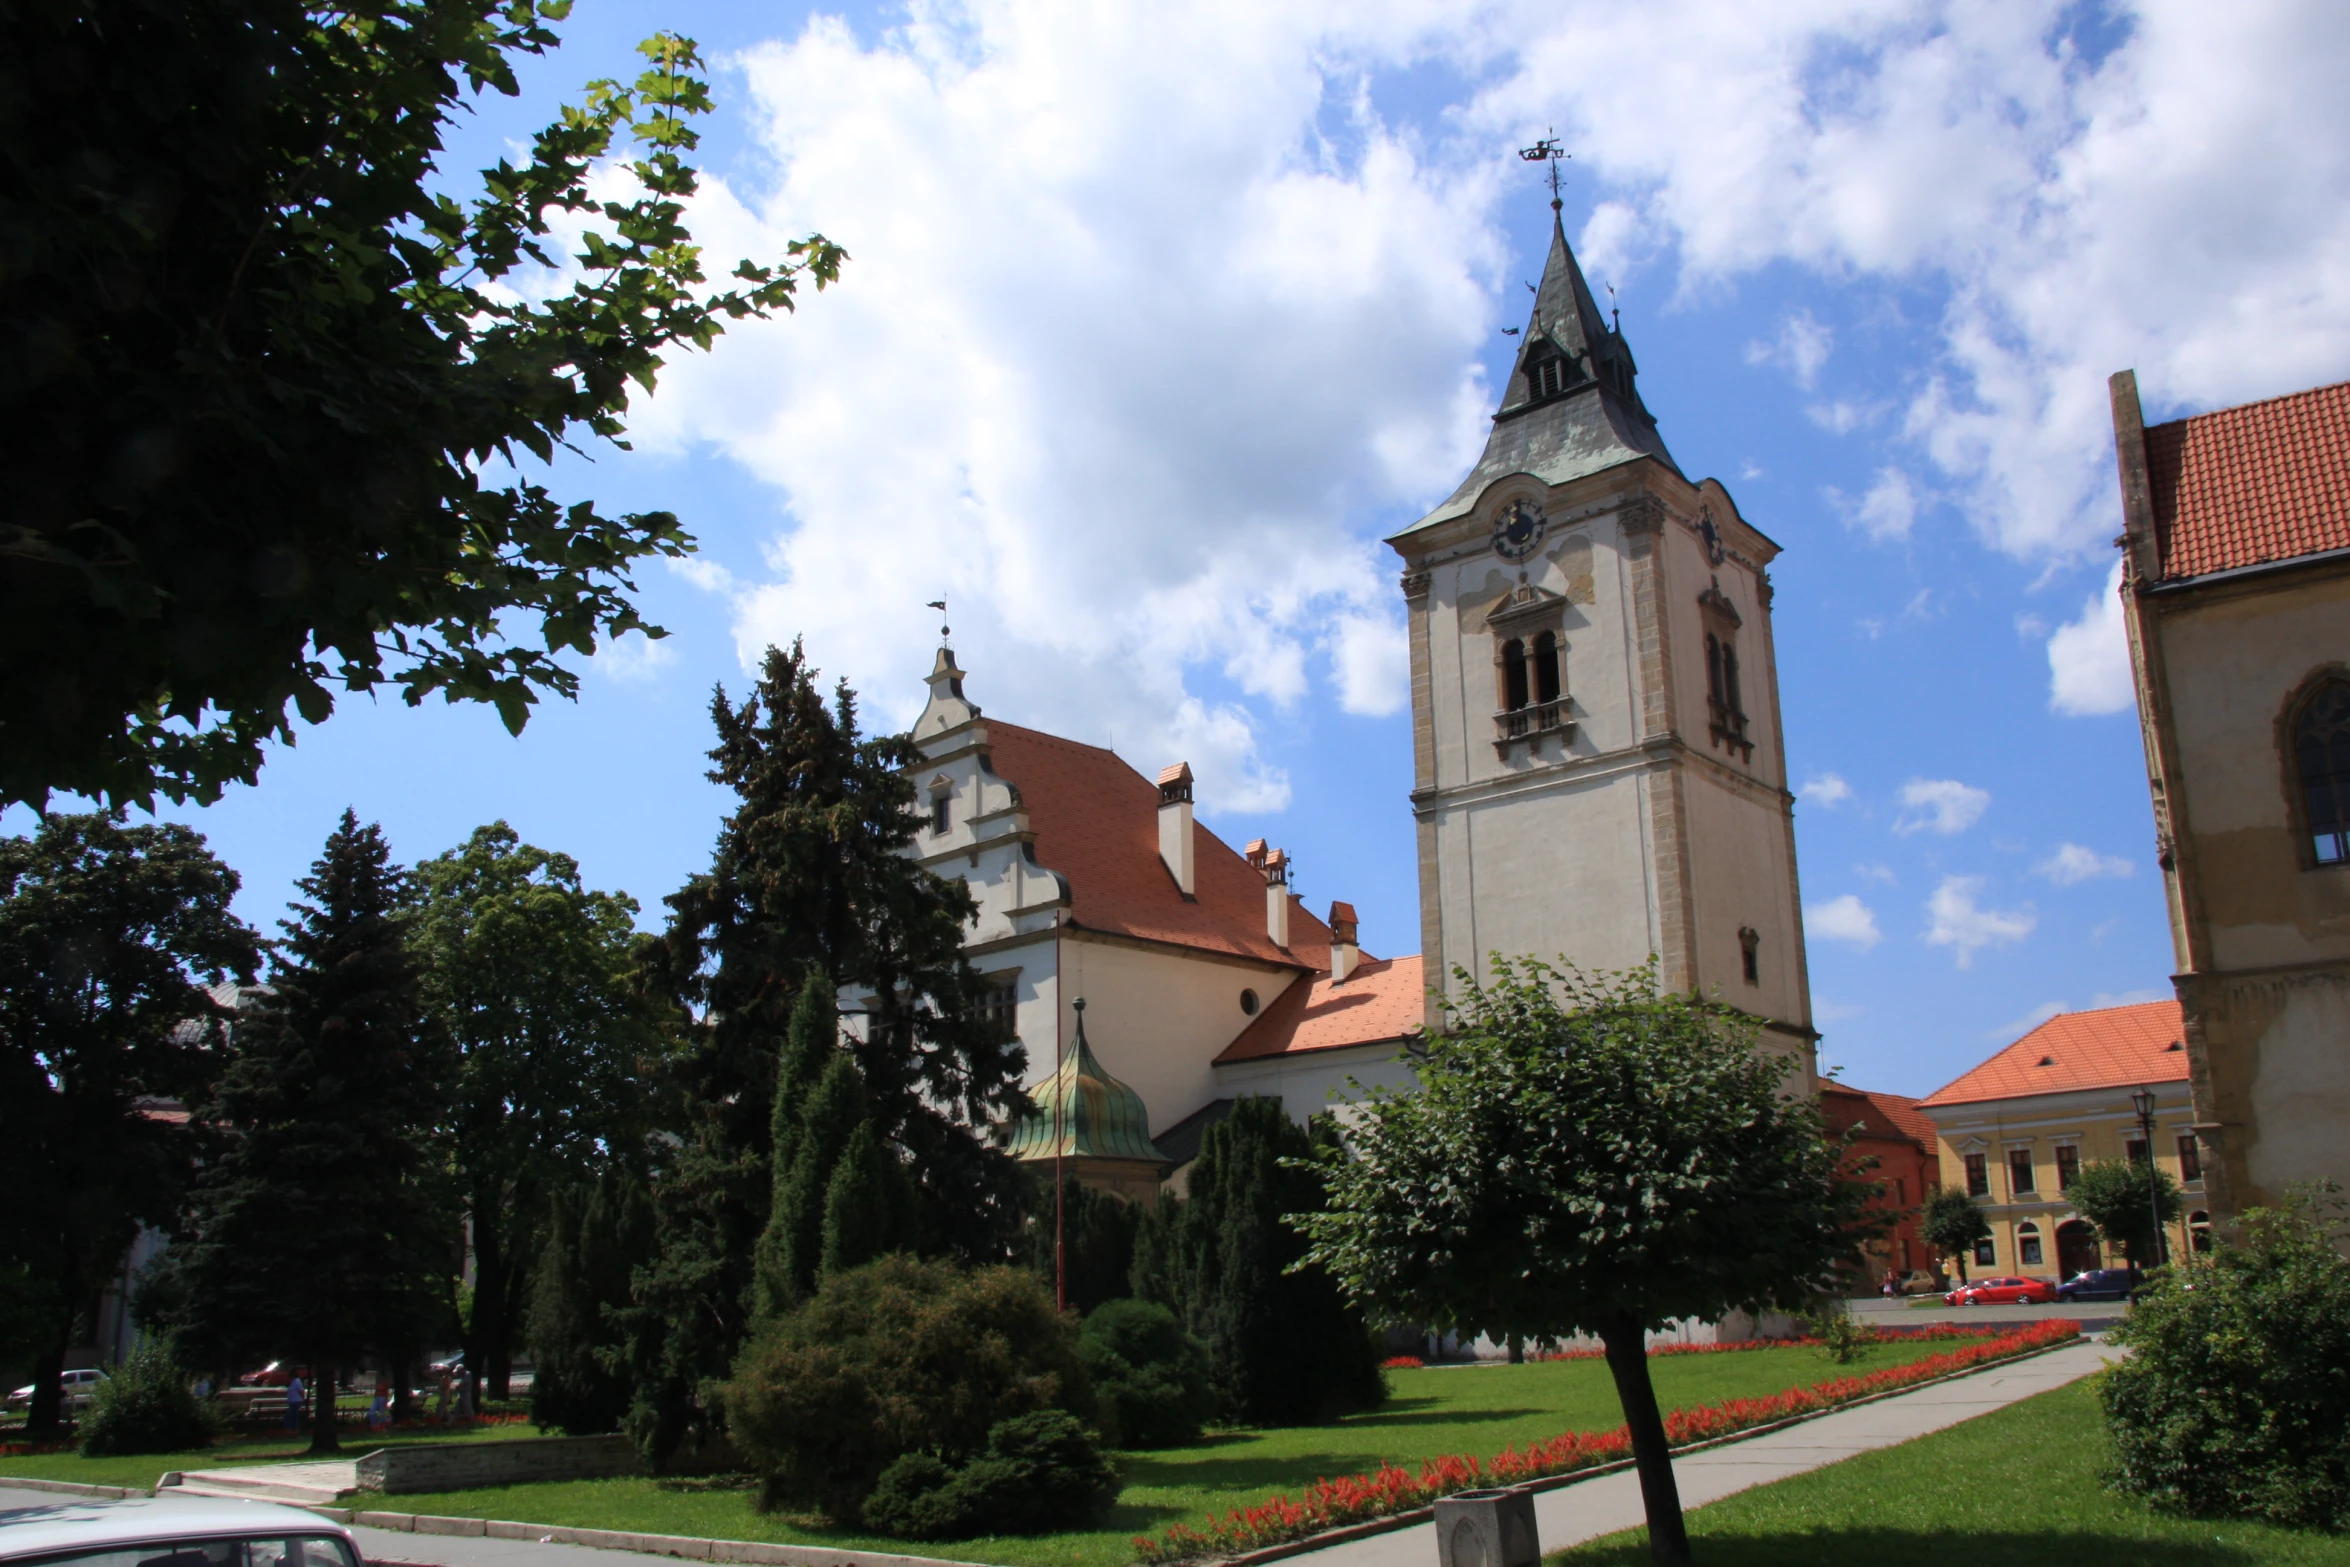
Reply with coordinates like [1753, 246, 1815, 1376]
[0, 1419, 537, 1491]
[1556, 1377, 2350, 1567]
[357, 1337, 1975, 1567]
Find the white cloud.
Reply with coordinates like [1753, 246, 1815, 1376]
[1747, 309, 1832, 388]
[1853, 861, 1897, 885]
[1799, 772, 1853, 808]
[1848, 467, 1919, 543]
[2036, 842, 2134, 885]
[1926, 876, 2037, 968]
[1806, 399, 1873, 435]
[1896, 777, 1991, 835]
[2092, 986, 2171, 1008]
[1813, 998, 1865, 1025]
[590, 629, 679, 684]
[2048, 560, 2135, 715]
[1987, 1000, 2067, 1041]
[1807, 893, 1883, 950]
[1328, 611, 1409, 717]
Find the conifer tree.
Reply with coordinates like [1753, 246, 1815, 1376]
[751, 972, 839, 1319]
[161, 811, 455, 1453]
[820, 1121, 906, 1278]
[626, 643, 1029, 1463]
[776, 1054, 867, 1297]
[527, 1171, 657, 1436]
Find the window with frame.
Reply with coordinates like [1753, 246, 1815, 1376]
[2177, 1133, 2202, 1183]
[978, 975, 1019, 1042]
[1972, 1237, 1996, 1266]
[1703, 630, 1751, 757]
[2293, 677, 2350, 864]
[2007, 1148, 2036, 1194]
[1532, 630, 1562, 704]
[1529, 356, 1568, 400]
[2017, 1222, 2044, 1267]
[1963, 1152, 1989, 1197]
[1500, 638, 1529, 711]
[2055, 1143, 2080, 1190]
[930, 790, 951, 835]
[2189, 1210, 2212, 1254]
[2126, 1136, 2149, 1167]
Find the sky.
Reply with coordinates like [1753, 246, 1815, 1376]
[21, 0, 2350, 1099]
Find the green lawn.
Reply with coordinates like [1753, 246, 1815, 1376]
[0, 1420, 538, 1491]
[1557, 1377, 2350, 1567]
[357, 1337, 1982, 1567]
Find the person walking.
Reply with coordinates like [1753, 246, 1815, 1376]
[282, 1370, 306, 1434]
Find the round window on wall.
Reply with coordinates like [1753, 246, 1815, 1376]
[1239, 988, 1259, 1016]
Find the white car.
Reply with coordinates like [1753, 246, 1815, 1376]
[0, 1493, 360, 1567]
[2, 1370, 107, 1411]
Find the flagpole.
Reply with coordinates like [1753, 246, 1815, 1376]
[1053, 913, 1067, 1313]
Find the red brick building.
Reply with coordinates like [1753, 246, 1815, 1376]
[1821, 1083, 1939, 1287]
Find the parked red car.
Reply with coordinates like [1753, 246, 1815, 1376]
[1943, 1276, 2058, 1306]
[237, 1362, 309, 1386]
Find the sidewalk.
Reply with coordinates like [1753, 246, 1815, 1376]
[0, 1338, 2120, 1567]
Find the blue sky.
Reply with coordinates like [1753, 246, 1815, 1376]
[22, 0, 2350, 1099]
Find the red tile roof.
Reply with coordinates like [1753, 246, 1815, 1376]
[1919, 1000, 2188, 1109]
[983, 721, 1330, 968]
[1214, 955, 1426, 1063]
[2148, 378, 2350, 580]
[1822, 1084, 1935, 1148]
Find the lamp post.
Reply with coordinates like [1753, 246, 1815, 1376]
[2128, 1086, 2165, 1271]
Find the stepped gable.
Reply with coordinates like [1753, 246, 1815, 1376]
[2147, 378, 2350, 581]
[983, 720, 1328, 967]
[1920, 1000, 2187, 1108]
[1215, 954, 1425, 1063]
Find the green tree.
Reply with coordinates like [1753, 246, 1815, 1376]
[411, 822, 674, 1401]
[1024, 1173, 1140, 1315]
[1139, 1097, 1384, 1427]
[1921, 1189, 1992, 1283]
[1297, 960, 1871, 1566]
[0, 815, 258, 1435]
[527, 1169, 657, 1436]
[626, 644, 1029, 1463]
[749, 972, 840, 1319]
[159, 811, 456, 1453]
[0, 1, 842, 813]
[2067, 1157, 2184, 1268]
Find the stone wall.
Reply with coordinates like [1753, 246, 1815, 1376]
[357, 1435, 641, 1494]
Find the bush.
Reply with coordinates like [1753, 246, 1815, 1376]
[725, 1255, 1097, 1522]
[1079, 1298, 1214, 1449]
[861, 1411, 1121, 1539]
[2101, 1190, 2350, 1530]
[79, 1341, 214, 1456]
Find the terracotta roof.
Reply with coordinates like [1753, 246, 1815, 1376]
[1919, 1000, 2188, 1109]
[2147, 378, 2350, 580]
[1821, 1083, 1935, 1148]
[1215, 955, 1426, 1063]
[983, 721, 1330, 968]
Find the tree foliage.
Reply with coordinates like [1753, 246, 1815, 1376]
[1023, 1172, 1139, 1316]
[1297, 960, 1870, 1566]
[78, 1339, 215, 1456]
[1078, 1298, 1214, 1449]
[0, 0, 842, 811]
[2102, 1189, 2350, 1529]
[527, 1169, 657, 1436]
[158, 811, 456, 1453]
[0, 814, 257, 1434]
[625, 644, 1029, 1462]
[1137, 1098, 1384, 1427]
[1921, 1189, 1991, 1283]
[2065, 1157, 2184, 1268]
[412, 821, 674, 1400]
[861, 1410, 1121, 1540]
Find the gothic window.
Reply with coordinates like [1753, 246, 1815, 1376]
[1738, 926, 1760, 985]
[1500, 638, 1530, 711]
[1532, 631, 1562, 705]
[2293, 678, 2350, 864]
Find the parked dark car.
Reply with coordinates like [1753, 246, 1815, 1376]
[2056, 1267, 2143, 1301]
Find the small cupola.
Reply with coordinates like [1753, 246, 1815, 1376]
[1003, 999, 1169, 1203]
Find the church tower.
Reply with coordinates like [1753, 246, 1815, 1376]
[1387, 214, 1817, 1077]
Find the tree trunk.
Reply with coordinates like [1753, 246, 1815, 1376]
[469, 1191, 505, 1408]
[491, 1206, 534, 1401]
[389, 1356, 416, 1424]
[307, 1356, 339, 1454]
[1507, 1332, 1524, 1365]
[1599, 1310, 1689, 1565]
[23, 1300, 71, 1438]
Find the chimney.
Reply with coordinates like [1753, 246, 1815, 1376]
[1263, 846, 1290, 948]
[1157, 763, 1195, 897]
[1328, 901, 1360, 983]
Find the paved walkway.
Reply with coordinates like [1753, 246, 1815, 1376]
[0, 1338, 2120, 1567]
[1299, 1338, 2121, 1567]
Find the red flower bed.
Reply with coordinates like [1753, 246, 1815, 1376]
[1380, 1356, 1426, 1370]
[1528, 1320, 2019, 1362]
[1133, 1318, 2079, 1563]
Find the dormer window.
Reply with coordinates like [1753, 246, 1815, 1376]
[1529, 356, 1569, 400]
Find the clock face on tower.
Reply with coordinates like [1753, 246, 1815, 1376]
[1492, 499, 1547, 561]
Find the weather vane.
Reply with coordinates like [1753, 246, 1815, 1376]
[927, 598, 949, 641]
[1517, 130, 1570, 212]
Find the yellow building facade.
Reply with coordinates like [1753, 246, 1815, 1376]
[1919, 1001, 2211, 1278]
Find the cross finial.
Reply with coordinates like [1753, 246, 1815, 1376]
[1517, 131, 1570, 212]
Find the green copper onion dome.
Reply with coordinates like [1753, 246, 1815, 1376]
[1006, 1005, 1166, 1164]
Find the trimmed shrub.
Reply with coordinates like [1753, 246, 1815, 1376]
[1025, 1173, 1140, 1314]
[2101, 1191, 2350, 1530]
[725, 1255, 1096, 1522]
[862, 1411, 1121, 1539]
[1079, 1298, 1214, 1449]
[79, 1341, 213, 1456]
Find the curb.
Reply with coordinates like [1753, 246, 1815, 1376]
[1204, 1330, 2095, 1567]
[0, 1476, 152, 1501]
[330, 1512, 998, 1567]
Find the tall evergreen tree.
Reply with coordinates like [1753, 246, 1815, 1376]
[626, 642, 1029, 1463]
[412, 822, 675, 1401]
[750, 971, 841, 1319]
[1138, 1098, 1384, 1426]
[0, 815, 258, 1435]
[161, 811, 455, 1453]
[526, 1170, 657, 1436]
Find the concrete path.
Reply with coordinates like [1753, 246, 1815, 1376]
[0, 1338, 2120, 1567]
[168, 1460, 362, 1504]
[1296, 1338, 2121, 1567]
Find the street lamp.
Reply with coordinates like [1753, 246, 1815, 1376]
[2129, 1086, 2165, 1271]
